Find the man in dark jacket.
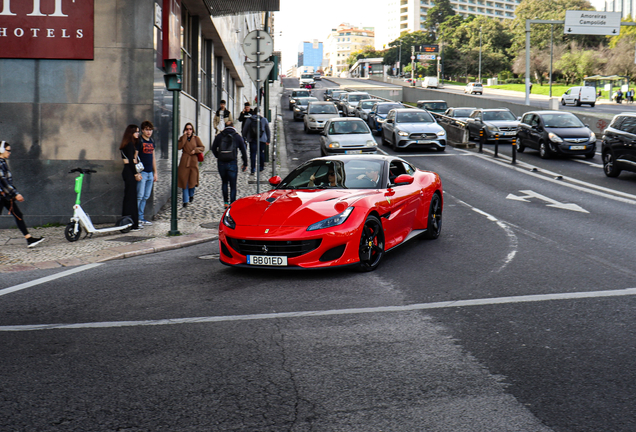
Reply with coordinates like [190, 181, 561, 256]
[238, 102, 253, 137]
[243, 108, 271, 175]
[211, 121, 248, 208]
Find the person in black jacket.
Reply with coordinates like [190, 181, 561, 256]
[211, 121, 248, 208]
[238, 102, 253, 137]
[119, 125, 142, 230]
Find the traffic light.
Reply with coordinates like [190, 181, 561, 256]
[163, 59, 182, 91]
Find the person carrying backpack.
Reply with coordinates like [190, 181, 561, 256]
[211, 121, 248, 208]
[243, 108, 271, 175]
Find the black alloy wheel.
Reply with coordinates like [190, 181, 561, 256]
[64, 222, 82, 242]
[603, 151, 621, 177]
[517, 137, 525, 153]
[539, 141, 551, 159]
[358, 215, 385, 271]
[423, 193, 442, 240]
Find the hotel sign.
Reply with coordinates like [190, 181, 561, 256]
[0, 0, 94, 59]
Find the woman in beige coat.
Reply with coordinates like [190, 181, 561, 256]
[177, 123, 205, 207]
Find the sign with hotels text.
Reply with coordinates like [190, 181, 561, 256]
[0, 0, 94, 59]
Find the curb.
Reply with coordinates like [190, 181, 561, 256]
[0, 231, 218, 273]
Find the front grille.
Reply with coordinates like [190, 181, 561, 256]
[227, 238, 322, 258]
[409, 133, 438, 140]
[498, 127, 516, 132]
[564, 138, 588, 143]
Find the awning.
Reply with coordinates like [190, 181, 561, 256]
[202, 0, 279, 15]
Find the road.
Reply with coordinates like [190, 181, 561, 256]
[1, 78, 636, 431]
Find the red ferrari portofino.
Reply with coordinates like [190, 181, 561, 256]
[219, 155, 443, 271]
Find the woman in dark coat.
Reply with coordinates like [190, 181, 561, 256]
[120, 124, 142, 230]
[177, 122, 205, 207]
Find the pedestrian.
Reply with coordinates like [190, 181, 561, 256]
[629, 88, 634, 104]
[0, 141, 46, 247]
[136, 120, 157, 225]
[177, 122, 205, 208]
[213, 100, 233, 136]
[211, 120, 248, 209]
[243, 108, 271, 175]
[119, 125, 142, 231]
[529, 83, 533, 94]
[238, 102, 253, 137]
[616, 89, 623, 104]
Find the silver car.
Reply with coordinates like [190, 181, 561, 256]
[320, 118, 378, 156]
[382, 109, 447, 152]
[341, 92, 371, 116]
[354, 99, 378, 121]
[293, 97, 319, 121]
[304, 102, 340, 133]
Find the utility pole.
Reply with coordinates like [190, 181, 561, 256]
[478, 26, 482, 83]
[549, 24, 554, 98]
[411, 45, 415, 85]
[397, 40, 402, 76]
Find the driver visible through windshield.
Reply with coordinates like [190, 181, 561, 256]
[396, 112, 434, 123]
[277, 159, 384, 190]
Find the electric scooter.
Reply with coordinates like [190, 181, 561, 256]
[64, 168, 133, 242]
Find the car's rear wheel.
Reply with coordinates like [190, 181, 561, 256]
[576, 99, 582, 106]
[358, 215, 385, 272]
[603, 151, 621, 177]
[423, 193, 442, 240]
[561, 99, 566, 106]
[539, 141, 551, 159]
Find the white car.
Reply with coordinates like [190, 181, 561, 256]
[319, 118, 378, 156]
[465, 82, 483, 95]
[340, 92, 371, 117]
[303, 102, 339, 133]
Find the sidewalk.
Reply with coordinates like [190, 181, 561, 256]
[0, 84, 287, 273]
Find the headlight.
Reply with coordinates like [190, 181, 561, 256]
[328, 142, 340, 148]
[294, 107, 300, 112]
[308, 117, 316, 122]
[307, 207, 354, 231]
[366, 140, 377, 147]
[436, 130, 446, 136]
[290, 99, 296, 104]
[590, 132, 596, 142]
[486, 124, 499, 132]
[398, 131, 409, 136]
[222, 207, 236, 229]
[548, 132, 563, 143]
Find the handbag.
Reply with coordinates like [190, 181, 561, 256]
[197, 152, 204, 162]
[121, 150, 145, 173]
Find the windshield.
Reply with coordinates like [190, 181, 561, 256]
[301, 74, 313, 79]
[308, 104, 338, 114]
[483, 111, 516, 121]
[296, 98, 318, 107]
[542, 114, 585, 128]
[294, 91, 310, 98]
[348, 94, 370, 102]
[360, 101, 376, 109]
[378, 104, 402, 114]
[397, 111, 434, 123]
[278, 159, 384, 190]
[332, 91, 346, 99]
[421, 102, 447, 110]
[328, 121, 370, 135]
[453, 109, 474, 117]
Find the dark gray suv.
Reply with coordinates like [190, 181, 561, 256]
[602, 113, 636, 177]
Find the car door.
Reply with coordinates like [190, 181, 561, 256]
[467, 110, 481, 137]
[525, 114, 541, 149]
[368, 105, 378, 129]
[616, 116, 636, 167]
[518, 113, 532, 145]
[378, 160, 418, 248]
[383, 110, 397, 142]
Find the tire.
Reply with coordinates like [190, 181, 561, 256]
[561, 99, 566, 106]
[539, 141, 551, 159]
[303, 122, 308, 133]
[320, 146, 326, 156]
[590, 103, 595, 107]
[576, 99, 581, 107]
[358, 215, 385, 272]
[64, 222, 82, 242]
[381, 133, 389, 147]
[517, 138, 525, 153]
[480, 131, 488, 146]
[423, 193, 442, 240]
[437, 145, 446, 152]
[116, 216, 133, 233]
[603, 151, 621, 177]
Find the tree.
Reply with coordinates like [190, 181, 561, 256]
[604, 37, 636, 77]
[608, 16, 636, 48]
[442, 15, 511, 55]
[346, 45, 383, 67]
[383, 31, 435, 71]
[555, 45, 606, 84]
[425, 0, 455, 40]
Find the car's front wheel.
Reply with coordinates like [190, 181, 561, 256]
[423, 193, 442, 239]
[517, 138, 525, 153]
[539, 141, 551, 159]
[561, 99, 566, 106]
[358, 215, 385, 271]
[603, 151, 621, 177]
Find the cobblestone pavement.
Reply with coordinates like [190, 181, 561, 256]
[0, 85, 287, 272]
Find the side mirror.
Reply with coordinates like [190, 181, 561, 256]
[517, 116, 522, 121]
[269, 176, 282, 186]
[386, 119, 393, 124]
[393, 174, 414, 185]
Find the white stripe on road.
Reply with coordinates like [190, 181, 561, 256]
[4, 286, 635, 332]
[0, 263, 103, 298]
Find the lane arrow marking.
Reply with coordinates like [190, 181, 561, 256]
[506, 190, 589, 213]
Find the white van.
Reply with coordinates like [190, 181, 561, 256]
[422, 76, 439, 89]
[561, 86, 596, 107]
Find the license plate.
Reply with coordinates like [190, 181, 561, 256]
[503, 131, 516, 136]
[417, 140, 433, 144]
[569, 145, 586, 150]
[345, 150, 363, 154]
[247, 255, 288, 266]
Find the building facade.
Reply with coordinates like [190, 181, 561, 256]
[385, 0, 521, 46]
[603, 0, 636, 18]
[300, 41, 324, 71]
[324, 23, 375, 76]
[0, 0, 273, 228]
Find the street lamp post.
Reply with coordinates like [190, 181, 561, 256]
[397, 40, 402, 76]
[478, 26, 482, 83]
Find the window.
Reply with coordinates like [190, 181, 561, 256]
[201, 39, 212, 107]
[180, 6, 193, 95]
[620, 116, 636, 135]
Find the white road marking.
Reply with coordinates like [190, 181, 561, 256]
[0, 263, 103, 298]
[506, 190, 589, 213]
[2, 287, 635, 332]
[572, 159, 603, 168]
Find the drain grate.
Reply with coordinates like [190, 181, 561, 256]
[106, 236, 152, 243]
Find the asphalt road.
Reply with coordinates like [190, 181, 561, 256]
[1, 78, 636, 431]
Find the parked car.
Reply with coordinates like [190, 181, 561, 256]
[602, 113, 636, 177]
[319, 117, 377, 156]
[367, 102, 404, 135]
[340, 92, 371, 116]
[517, 111, 596, 159]
[292, 97, 319, 121]
[466, 108, 520, 143]
[561, 86, 596, 107]
[289, 89, 312, 110]
[354, 99, 379, 121]
[381, 109, 446, 152]
[416, 100, 448, 114]
[422, 76, 439, 88]
[443, 107, 477, 122]
[465, 82, 483, 95]
[303, 101, 339, 133]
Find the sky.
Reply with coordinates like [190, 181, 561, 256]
[273, 0, 607, 73]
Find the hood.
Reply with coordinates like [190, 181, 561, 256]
[485, 120, 519, 128]
[230, 189, 374, 227]
[545, 126, 592, 139]
[308, 113, 340, 121]
[395, 122, 444, 134]
[325, 133, 374, 145]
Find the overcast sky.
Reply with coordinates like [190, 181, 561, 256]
[273, 0, 606, 73]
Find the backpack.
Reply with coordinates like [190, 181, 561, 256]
[218, 132, 236, 162]
[250, 116, 262, 141]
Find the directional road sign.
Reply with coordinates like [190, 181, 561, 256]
[506, 190, 588, 213]
[564, 10, 621, 35]
[417, 54, 436, 61]
[244, 61, 274, 84]
[242, 30, 274, 62]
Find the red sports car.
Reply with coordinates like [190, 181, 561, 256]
[219, 155, 443, 271]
